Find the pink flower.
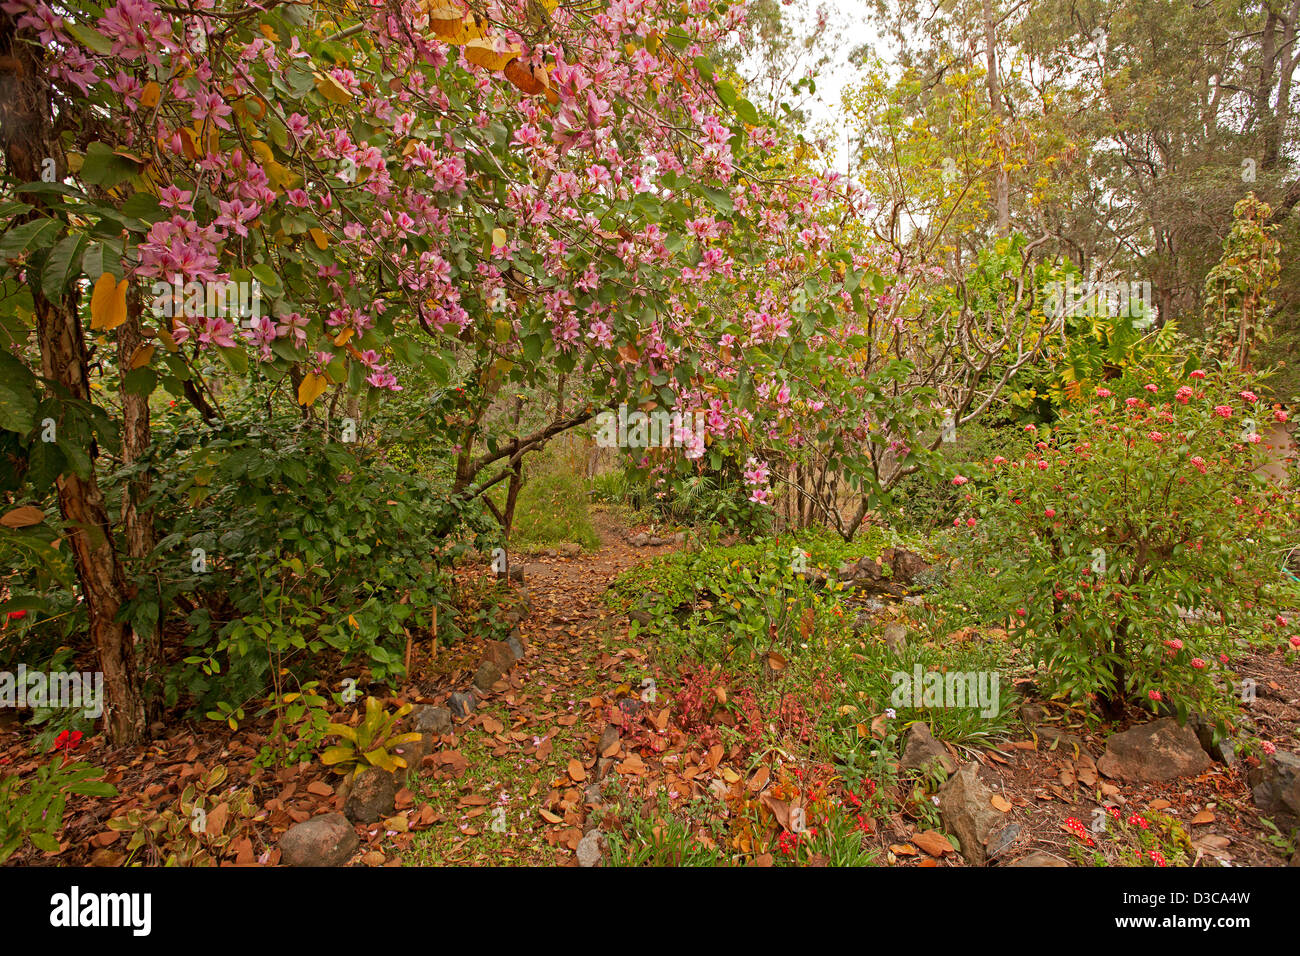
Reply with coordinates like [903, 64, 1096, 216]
[1213, 405, 1233, 418]
[1148, 690, 1162, 702]
[1240, 390, 1258, 403]
[1262, 741, 1277, 755]
[1190, 369, 1206, 380]
[1147, 431, 1165, 443]
[1015, 608, 1026, 617]
[1275, 409, 1289, 423]
[1096, 387, 1112, 398]
[1189, 456, 1206, 473]
[952, 475, 969, 486]
[1125, 397, 1141, 408]
[1044, 508, 1056, 518]
[1191, 658, 1205, 669]
[1144, 383, 1158, 393]
[1175, 386, 1193, 404]
[992, 456, 1007, 465]
[1276, 615, 1288, 627]
[966, 518, 977, 527]
[1289, 636, 1300, 649]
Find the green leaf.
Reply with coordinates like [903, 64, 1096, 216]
[0, 351, 38, 434]
[41, 234, 86, 299]
[0, 219, 62, 261]
[79, 143, 138, 189]
[65, 22, 113, 55]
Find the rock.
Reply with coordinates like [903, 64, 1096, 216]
[473, 658, 504, 692]
[1097, 718, 1213, 783]
[1188, 712, 1236, 767]
[882, 623, 908, 654]
[630, 532, 649, 546]
[900, 722, 957, 778]
[557, 541, 582, 557]
[280, 813, 359, 867]
[985, 822, 1021, 859]
[505, 634, 525, 661]
[890, 548, 931, 583]
[1019, 702, 1046, 727]
[596, 756, 614, 780]
[628, 609, 652, 625]
[938, 762, 1016, 866]
[903, 595, 924, 606]
[449, 690, 476, 718]
[412, 704, 452, 737]
[344, 768, 396, 824]
[522, 562, 547, 578]
[672, 532, 686, 545]
[576, 829, 604, 867]
[1248, 750, 1300, 831]
[483, 640, 515, 672]
[1009, 850, 1069, 867]
[508, 565, 524, 584]
[391, 735, 425, 780]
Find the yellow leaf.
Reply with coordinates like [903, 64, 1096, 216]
[128, 344, 155, 369]
[298, 372, 329, 407]
[308, 228, 329, 250]
[462, 38, 519, 72]
[314, 72, 353, 104]
[259, 23, 280, 42]
[139, 81, 160, 109]
[334, 328, 354, 346]
[89, 273, 128, 331]
[491, 227, 506, 247]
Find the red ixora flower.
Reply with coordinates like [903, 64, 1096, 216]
[5, 609, 26, 622]
[51, 730, 83, 753]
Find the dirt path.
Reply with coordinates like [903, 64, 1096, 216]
[396, 512, 673, 865]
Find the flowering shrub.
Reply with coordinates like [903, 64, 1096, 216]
[955, 364, 1297, 721]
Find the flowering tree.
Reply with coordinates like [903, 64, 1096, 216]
[0, 0, 874, 742]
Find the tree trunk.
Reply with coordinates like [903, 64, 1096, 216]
[1, 13, 147, 745]
[982, 0, 1010, 235]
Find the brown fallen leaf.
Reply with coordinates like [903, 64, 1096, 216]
[890, 843, 918, 857]
[1148, 799, 1172, 811]
[913, 830, 954, 857]
[990, 794, 1012, 813]
[539, 808, 563, 824]
[567, 758, 586, 782]
[1190, 809, 1215, 825]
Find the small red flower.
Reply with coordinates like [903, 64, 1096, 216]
[51, 730, 83, 753]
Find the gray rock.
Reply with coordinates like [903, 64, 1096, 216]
[903, 595, 924, 606]
[392, 734, 426, 778]
[506, 634, 525, 661]
[583, 780, 605, 806]
[630, 532, 649, 546]
[449, 690, 476, 718]
[672, 532, 686, 545]
[412, 705, 452, 737]
[900, 722, 957, 778]
[576, 829, 604, 867]
[280, 813, 359, 867]
[628, 609, 653, 625]
[938, 762, 1014, 866]
[1248, 750, 1300, 831]
[1188, 712, 1236, 767]
[1019, 702, 1046, 727]
[1009, 850, 1069, 867]
[557, 541, 582, 557]
[985, 822, 1021, 859]
[1097, 718, 1213, 783]
[508, 565, 524, 584]
[344, 767, 396, 824]
[882, 623, 908, 654]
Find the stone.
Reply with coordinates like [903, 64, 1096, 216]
[449, 690, 476, 718]
[412, 704, 452, 737]
[576, 829, 604, 867]
[673, 532, 686, 545]
[903, 595, 924, 606]
[1188, 712, 1236, 767]
[938, 762, 1015, 866]
[391, 735, 425, 780]
[900, 722, 957, 778]
[344, 767, 396, 824]
[483, 640, 515, 672]
[280, 813, 359, 867]
[1097, 718, 1213, 783]
[985, 822, 1021, 859]
[628, 609, 652, 625]
[508, 565, 524, 584]
[630, 532, 649, 546]
[1018, 702, 1046, 727]
[890, 548, 931, 583]
[474, 658, 504, 692]
[557, 541, 582, 557]
[1248, 750, 1300, 831]
[1008, 850, 1069, 867]
[505, 634, 525, 661]
[882, 623, 908, 654]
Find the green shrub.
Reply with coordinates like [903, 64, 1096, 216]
[956, 362, 1296, 721]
